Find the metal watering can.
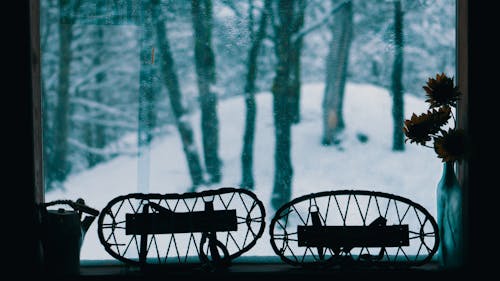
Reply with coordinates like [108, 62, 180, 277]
[40, 198, 99, 275]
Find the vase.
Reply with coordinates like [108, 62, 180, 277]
[436, 161, 464, 269]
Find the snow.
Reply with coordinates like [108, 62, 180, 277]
[46, 82, 442, 261]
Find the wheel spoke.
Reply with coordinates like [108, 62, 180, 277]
[121, 234, 138, 258]
[148, 235, 160, 263]
[285, 243, 299, 262]
[413, 206, 423, 226]
[393, 200, 401, 223]
[227, 232, 242, 251]
[363, 195, 373, 225]
[383, 198, 391, 218]
[399, 246, 409, 261]
[113, 200, 125, 218]
[400, 204, 411, 223]
[238, 193, 250, 213]
[242, 227, 251, 247]
[102, 225, 126, 229]
[292, 204, 307, 225]
[172, 234, 181, 263]
[323, 195, 332, 223]
[273, 237, 299, 242]
[353, 194, 366, 225]
[415, 241, 423, 261]
[126, 198, 138, 214]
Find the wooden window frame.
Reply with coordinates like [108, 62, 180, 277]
[27, 0, 470, 275]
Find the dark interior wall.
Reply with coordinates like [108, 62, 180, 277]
[7, 0, 40, 275]
[466, 0, 491, 272]
[8, 0, 492, 277]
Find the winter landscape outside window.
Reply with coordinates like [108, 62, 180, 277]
[39, 0, 457, 261]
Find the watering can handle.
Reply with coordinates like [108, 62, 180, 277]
[42, 199, 100, 217]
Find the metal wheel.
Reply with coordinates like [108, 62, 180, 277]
[97, 187, 266, 267]
[269, 190, 439, 268]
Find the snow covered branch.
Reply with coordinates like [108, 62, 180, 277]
[70, 97, 136, 121]
[292, 0, 350, 43]
[220, 0, 244, 18]
[71, 114, 138, 130]
[69, 59, 126, 93]
[68, 138, 137, 157]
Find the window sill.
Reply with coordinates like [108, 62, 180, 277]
[63, 260, 465, 281]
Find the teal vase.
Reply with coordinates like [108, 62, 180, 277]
[436, 161, 464, 268]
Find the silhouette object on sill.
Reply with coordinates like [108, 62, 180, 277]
[40, 198, 100, 275]
[269, 190, 439, 268]
[97, 187, 266, 271]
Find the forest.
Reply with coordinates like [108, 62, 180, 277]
[41, 0, 455, 210]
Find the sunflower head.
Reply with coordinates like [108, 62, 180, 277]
[423, 73, 460, 108]
[434, 128, 466, 163]
[403, 106, 451, 145]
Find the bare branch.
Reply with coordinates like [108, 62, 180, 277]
[70, 97, 136, 121]
[292, 0, 349, 43]
[69, 59, 125, 93]
[68, 138, 137, 156]
[220, 0, 244, 18]
[303, 0, 323, 11]
[71, 115, 138, 129]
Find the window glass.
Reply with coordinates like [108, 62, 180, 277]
[41, 0, 456, 260]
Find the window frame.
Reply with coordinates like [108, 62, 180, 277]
[28, 0, 469, 274]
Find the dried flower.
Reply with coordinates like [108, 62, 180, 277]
[404, 73, 465, 163]
[434, 128, 466, 163]
[403, 107, 451, 145]
[423, 73, 460, 109]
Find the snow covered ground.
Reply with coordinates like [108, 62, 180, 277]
[46, 82, 443, 261]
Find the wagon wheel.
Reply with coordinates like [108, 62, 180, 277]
[98, 195, 158, 266]
[97, 188, 266, 267]
[269, 199, 352, 268]
[191, 189, 266, 262]
[269, 190, 439, 268]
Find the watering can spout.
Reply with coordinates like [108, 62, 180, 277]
[75, 198, 99, 237]
[81, 215, 95, 236]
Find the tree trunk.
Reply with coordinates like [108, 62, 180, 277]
[391, 0, 405, 151]
[322, 0, 352, 146]
[241, 0, 271, 190]
[289, 38, 302, 124]
[289, 0, 305, 124]
[191, 0, 221, 183]
[153, 0, 204, 188]
[52, 0, 75, 185]
[271, 0, 301, 210]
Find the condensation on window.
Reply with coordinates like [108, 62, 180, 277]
[41, 0, 456, 261]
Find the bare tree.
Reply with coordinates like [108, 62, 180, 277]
[52, 0, 81, 187]
[191, 0, 221, 183]
[391, 0, 405, 151]
[153, 0, 205, 188]
[270, 0, 306, 210]
[289, 0, 305, 124]
[322, 0, 352, 146]
[241, 0, 272, 190]
[84, 23, 107, 168]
